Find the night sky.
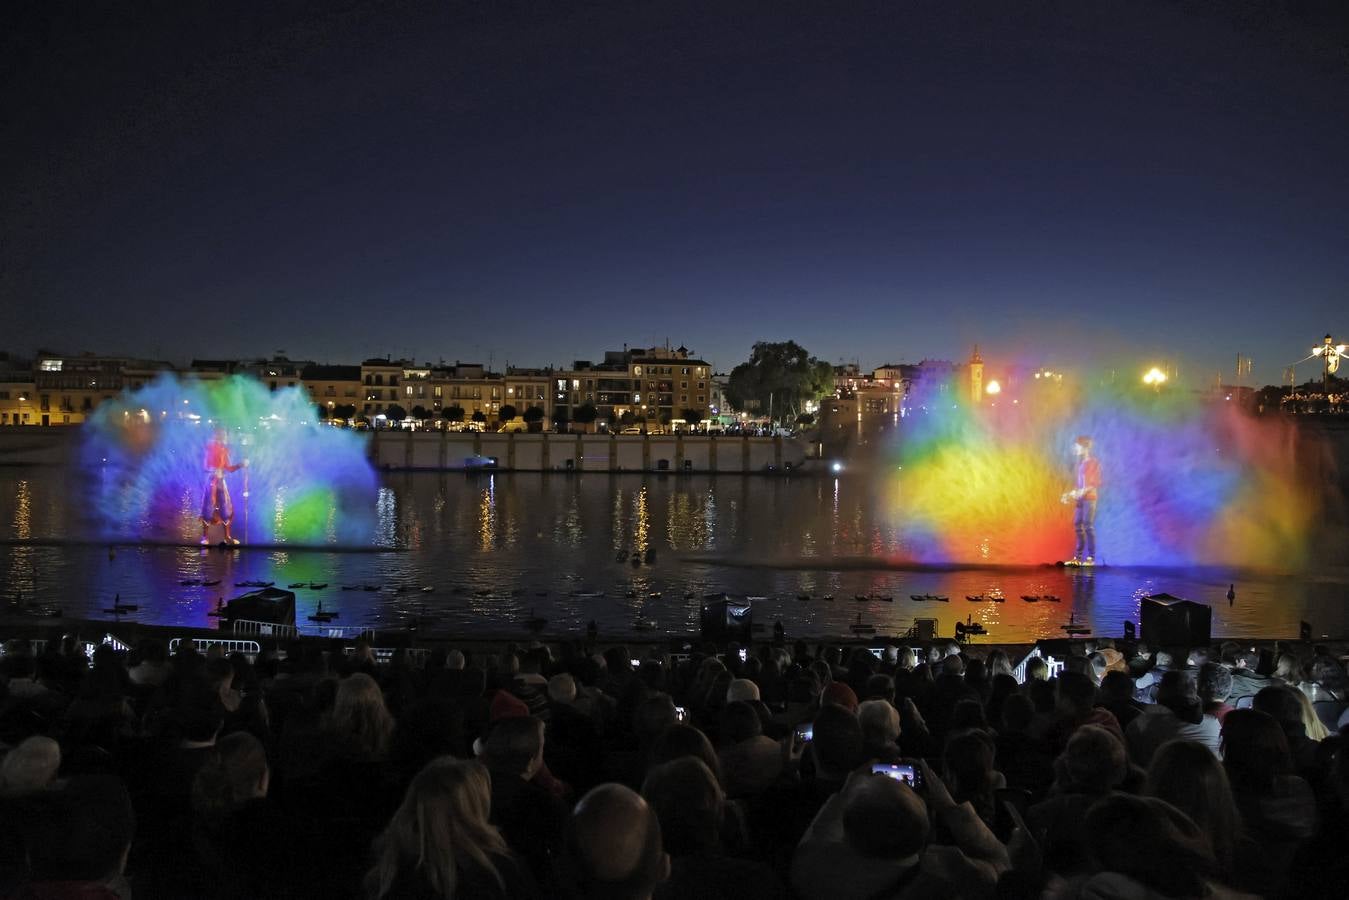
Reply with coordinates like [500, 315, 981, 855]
[4, 1, 1348, 387]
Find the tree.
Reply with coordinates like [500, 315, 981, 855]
[410, 405, 428, 420]
[333, 403, 357, 421]
[498, 404, 518, 422]
[442, 405, 465, 423]
[796, 412, 815, 427]
[573, 403, 599, 425]
[681, 408, 704, 426]
[725, 341, 835, 422]
[385, 404, 407, 424]
[472, 409, 487, 423]
[522, 405, 545, 426]
[551, 407, 570, 432]
[618, 410, 637, 427]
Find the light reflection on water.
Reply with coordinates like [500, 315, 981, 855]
[0, 469, 1345, 643]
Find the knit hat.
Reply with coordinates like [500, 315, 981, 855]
[822, 681, 859, 714]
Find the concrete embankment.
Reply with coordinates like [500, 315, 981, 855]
[0, 426, 814, 474]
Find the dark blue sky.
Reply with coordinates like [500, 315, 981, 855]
[4, 1, 1348, 386]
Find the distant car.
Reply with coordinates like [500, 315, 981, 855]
[498, 419, 527, 432]
[620, 426, 644, 435]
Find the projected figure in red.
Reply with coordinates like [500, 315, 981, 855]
[200, 429, 244, 545]
[1061, 435, 1101, 565]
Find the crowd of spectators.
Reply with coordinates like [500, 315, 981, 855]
[0, 632, 1346, 899]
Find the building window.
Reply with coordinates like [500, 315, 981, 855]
[40, 359, 62, 372]
[680, 381, 687, 389]
[406, 386, 413, 397]
[698, 395, 705, 403]
[634, 366, 642, 375]
[434, 386, 442, 398]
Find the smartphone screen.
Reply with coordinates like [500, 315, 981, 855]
[674, 706, 687, 722]
[795, 722, 814, 742]
[630, 658, 641, 667]
[871, 763, 922, 787]
[738, 648, 747, 662]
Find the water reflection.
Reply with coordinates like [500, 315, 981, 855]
[0, 470, 1342, 642]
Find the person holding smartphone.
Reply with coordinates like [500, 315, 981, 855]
[791, 759, 1010, 899]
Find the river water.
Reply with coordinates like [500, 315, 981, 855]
[1, 468, 1345, 643]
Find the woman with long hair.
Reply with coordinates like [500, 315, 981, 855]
[1145, 739, 1243, 878]
[326, 672, 396, 761]
[366, 757, 534, 899]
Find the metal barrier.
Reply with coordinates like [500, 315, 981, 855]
[231, 619, 375, 641]
[1011, 646, 1066, 683]
[169, 637, 263, 656]
[232, 619, 299, 639]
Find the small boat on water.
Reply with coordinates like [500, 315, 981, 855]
[362, 585, 379, 592]
[103, 594, 138, 615]
[856, 594, 894, 602]
[308, 582, 328, 590]
[910, 594, 947, 602]
[307, 601, 339, 623]
[180, 579, 201, 586]
[287, 582, 307, 589]
[1042, 595, 1062, 602]
[571, 590, 604, 599]
[422, 586, 435, 593]
[202, 579, 221, 587]
[1020, 595, 1041, 602]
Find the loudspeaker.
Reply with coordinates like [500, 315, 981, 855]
[1140, 594, 1211, 647]
[700, 596, 752, 644]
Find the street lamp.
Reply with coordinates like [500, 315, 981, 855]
[1143, 367, 1168, 391]
[985, 380, 1001, 396]
[1311, 333, 1346, 395]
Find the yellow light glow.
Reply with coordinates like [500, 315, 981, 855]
[985, 380, 1002, 395]
[1143, 367, 1168, 386]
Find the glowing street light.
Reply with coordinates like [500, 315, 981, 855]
[985, 380, 1002, 396]
[1312, 333, 1347, 394]
[1142, 367, 1168, 389]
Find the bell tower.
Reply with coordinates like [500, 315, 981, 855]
[968, 345, 984, 405]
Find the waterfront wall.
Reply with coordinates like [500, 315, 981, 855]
[370, 430, 809, 473]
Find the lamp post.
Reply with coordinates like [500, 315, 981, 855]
[1142, 367, 1168, 392]
[1311, 333, 1346, 397]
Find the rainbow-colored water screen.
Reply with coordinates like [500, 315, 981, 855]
[885, 375, 1330, 569]
[81, 374, 379, 545]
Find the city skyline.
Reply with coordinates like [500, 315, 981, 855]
[4, 3, 1349, 387]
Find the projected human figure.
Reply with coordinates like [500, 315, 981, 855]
[1060, 435, 1101, 565]
[200, 428, 244, 545]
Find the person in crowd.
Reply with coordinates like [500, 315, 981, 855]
[561, 783, 669, 900]
[128, 638, 171, 687]
[191, 730, 294, 899]
[1252, 684, 1323, 775]
[1227, 648, 1272, 701]
[324, 671, 396, 762]
[1144, 738, 1245, 880]
[365, 757, 535, 899]
[642, 757, 783, 899]
[11, 776, 136, 900]
[480, 714, 568, 888]
[942, 728, 1003, 828]
[1220, 708, 1317, 896]
[1028, 724, 1129, 878]
[857, 698, 904, 762]
[1198, 661, 1235, 723]
[1126, 669, 1221, 765]
[1046, 671, 1123, 752]
[994, 693, 1055, 798]
[717, 700, 782, 797]
[1098, 669, 1144, 731]
[1075, 794, 1223, 898]
[791, 761, 1009, 898]
[0, 736, 60, 794]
